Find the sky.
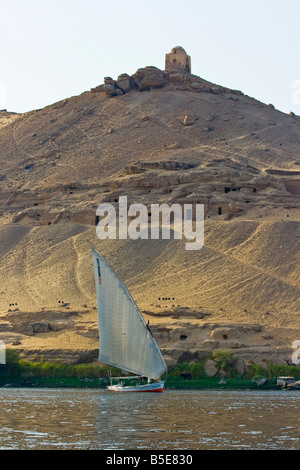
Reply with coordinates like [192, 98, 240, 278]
[1, 0, 300, 114]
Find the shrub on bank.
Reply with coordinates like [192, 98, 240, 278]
[267, 362, 300, 379]
[240, 360, 300, 380]
[1, 349, 299, 382]
[190, 362, 205, 379]
[211, 350, 237, 378]
[246, 362, 267, 379]
[0, 350, 120, 379]
[167, 361, 205, 379]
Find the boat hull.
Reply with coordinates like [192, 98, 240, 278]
[107, 381, 164, 393]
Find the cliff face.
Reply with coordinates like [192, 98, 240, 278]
[0, 62, 299, 367]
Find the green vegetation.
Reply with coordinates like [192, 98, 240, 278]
[247, 360, 300, 381]
[165, 350, 300, 390]
[165, 376, 278, 390]
[212, 349, 238, 378]
[0, 349, 119, 388]
[0, 349, 299, 390]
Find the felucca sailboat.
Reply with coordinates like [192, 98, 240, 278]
[91, 246, 167, 392]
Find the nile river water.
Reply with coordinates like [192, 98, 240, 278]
[0, 388, 299, 450]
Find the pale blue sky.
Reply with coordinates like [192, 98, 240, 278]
[1, 0, 300, 114]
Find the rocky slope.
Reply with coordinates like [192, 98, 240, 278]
[0, 53, 299, 369]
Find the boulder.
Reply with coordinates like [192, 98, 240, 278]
[166, 141, 181, 149]
[117, 73, 133, 93]
[14, 322, 34, 336]
[33, 322, 50, 333]
[256, 378, 267, 386]
[277, 376, 295, 387]
[204, 359, 218, 377]
[103, 83, 117, 96]
[168, 72, 185, 83]
[211, 86, 223, 94]
[287, 380, 300, 390]
[49, 323, 63, 332]
[190, 81, 203, 90]
[235, 358, 246, 375]
[132, 66, 165, 91]
[228, 201, 243, 213]
[103, 77, 125, 97]
[104, 77, 114, 84]
[183, 114, 197, 126]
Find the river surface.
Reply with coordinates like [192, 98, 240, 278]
[0, 388, 299, 450]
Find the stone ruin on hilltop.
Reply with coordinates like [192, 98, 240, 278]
[165, 46, 191, 73]
[91, 47, 219, 97]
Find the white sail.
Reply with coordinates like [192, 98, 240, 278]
[91, 247, 167, 380]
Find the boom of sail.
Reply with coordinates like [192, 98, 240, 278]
[91, 247, 167, 380]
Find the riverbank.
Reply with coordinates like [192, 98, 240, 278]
[1, 349, 299, 390]
[0, 375, 285, 390]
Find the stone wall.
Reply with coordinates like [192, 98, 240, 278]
[165, 46, 191, 73]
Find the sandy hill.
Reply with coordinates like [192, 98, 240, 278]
[0, 49, 299, 368]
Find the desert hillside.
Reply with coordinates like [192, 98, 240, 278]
[0, 48, 299, 368]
